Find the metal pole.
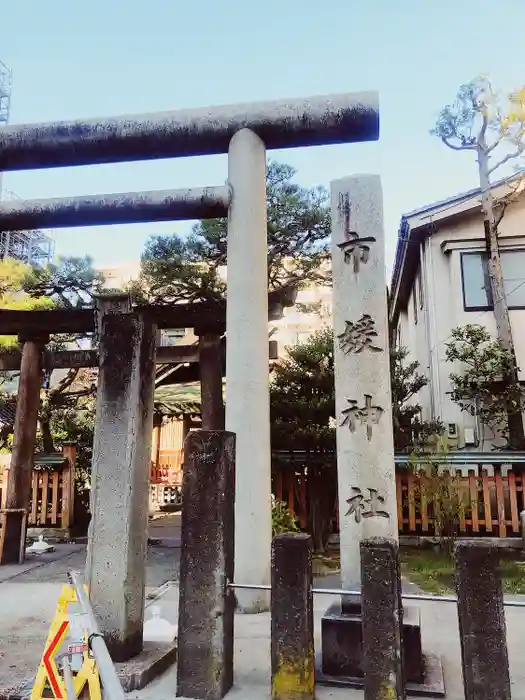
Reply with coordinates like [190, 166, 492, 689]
[68, 571, 126, 700]
[227, 582, 525, 608]
[61, 656, 77, 700]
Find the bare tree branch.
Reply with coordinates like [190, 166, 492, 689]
[488, 145, 525, 175]
[442, 137, 476, 152]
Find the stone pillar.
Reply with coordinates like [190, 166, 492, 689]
[226, 128, 271, 612]
[0, 335, 47, 565]
[271, 533, 314, 700]
[87, 312, 156, 661]
[331, 175, 397, 593]
[94, 292, 131, 343]
[361, 538, 405, 700]
[198, 333, 224, 430]
[86, 293, 132, 576]
[177, 430, 235, 700]
[455, 542, 511, 700]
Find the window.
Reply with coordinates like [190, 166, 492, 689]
[461, 250, 525, 311]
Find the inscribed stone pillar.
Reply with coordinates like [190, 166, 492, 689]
[87, 312, 156, 661]
[226, 128, 271, 612]
[94, 293, 131, 343]
[331, 175, 398, 593]
[0, 335, 46, 565]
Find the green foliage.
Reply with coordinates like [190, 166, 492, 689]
[269, 331, 440, 551]
[391, 346, 444, 452]
[271, 497, 300, 536]
[270, 327, 335, 451]
[0, 259, 54, 349]
[432, 77, 525, 162]
[270, 333, 441, 454]
[0, 256, 101, 456]
[445, 324, 525, 445]
[131, 161, 331, 304]
[25, 255, 104, 309]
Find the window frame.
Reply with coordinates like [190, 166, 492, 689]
[460, 249, 525, 312]
[460, 251, 493, 312]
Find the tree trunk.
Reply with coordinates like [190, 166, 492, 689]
[309, 463, 337, 553]
[477, 145, 525, 452]
[40, 414, 54, 453]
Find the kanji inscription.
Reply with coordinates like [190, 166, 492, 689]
[345, 486, 390, 523]
[336, 192, 376, 274]
[340, 394, 383, 441]
[337, 314, 382, 354]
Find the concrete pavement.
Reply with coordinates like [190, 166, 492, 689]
[5, 568, 525, 699]
[3, 515, 525, 700]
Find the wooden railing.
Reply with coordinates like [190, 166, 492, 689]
[0, 458, 75, 529]
[271, 451, 525, 538]
[396, 470, 524, 537]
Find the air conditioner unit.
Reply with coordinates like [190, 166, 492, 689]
[463, 427, 477, 446]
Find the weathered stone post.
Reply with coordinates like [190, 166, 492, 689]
[226, 128, 271, 612]
[0, 334, 47, 565]
[361, 538, 405, 700]
[94, 292, 131, 342]
[330, 175, 398, 591]
[198, 332, 224, 430]
[86, 292, 132, 577]
[271, 533, 314, 700]
[87, 312, 156, 661]
[177, 430, 235, 700]
[455, 542, 511, 700]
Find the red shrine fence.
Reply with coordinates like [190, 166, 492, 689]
[272, 452, 525, 538]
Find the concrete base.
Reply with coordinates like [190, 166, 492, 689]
[321, 598, 423, 682]
[115, 641, 177, 692]
[316, 652, 446, 698]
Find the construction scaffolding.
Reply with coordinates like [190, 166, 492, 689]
[0, 60, 10, 127]
[0, 191, 54, 266]
[0, 60, 54, 267]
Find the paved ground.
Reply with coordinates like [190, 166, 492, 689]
[127, 584, 525, 700]
[2, 515, 525, 700]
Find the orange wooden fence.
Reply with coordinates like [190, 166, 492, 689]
[272, 466, 525, 538]
[0, 462, 75, 529]
[396, 469, 524, 537]
[150, 453, 183, 486]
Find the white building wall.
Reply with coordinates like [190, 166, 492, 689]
[400, 194, 525, 449]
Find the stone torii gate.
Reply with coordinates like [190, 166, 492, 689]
[0, 91, 379, 654]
